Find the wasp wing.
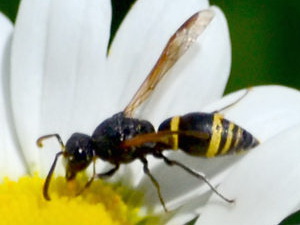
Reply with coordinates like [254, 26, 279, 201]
[121, 130, 209, 149]
[123, 9, 215, 117]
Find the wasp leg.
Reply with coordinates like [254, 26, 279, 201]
[140, 157, 168, 212]
[214, 88, 251, 113]
[96, 164, 120, 178]
[77, 163, 120, 196]
[157, 153, 234, 203]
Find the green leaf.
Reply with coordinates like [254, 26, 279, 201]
[279, 210, 300, 225]
[109, 0, 137, 51]
[0, 0, 20, 23]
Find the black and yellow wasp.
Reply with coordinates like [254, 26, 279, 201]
[37, 9, 259, 211]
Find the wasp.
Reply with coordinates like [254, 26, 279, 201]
[37, 9, 259, 212]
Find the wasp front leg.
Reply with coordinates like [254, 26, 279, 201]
[77, 162, 120, 196]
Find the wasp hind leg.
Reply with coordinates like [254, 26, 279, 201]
[214, 88, 251, 113]
[140, 157, 168, 212]
[156, 153, 234, 203]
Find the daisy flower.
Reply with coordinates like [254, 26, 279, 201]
[0, 0, 300, 224]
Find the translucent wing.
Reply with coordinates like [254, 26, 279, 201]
[123, 9, 215, 117]
[121, 130, 209, 149]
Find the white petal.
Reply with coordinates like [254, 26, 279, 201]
[11, 0, 111, 173]
[0, 13, 26, 178]
[196, 125, 300, 225]
[138, 85, 300, 209]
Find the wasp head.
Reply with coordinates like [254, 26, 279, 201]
[64, 133, 94, 180]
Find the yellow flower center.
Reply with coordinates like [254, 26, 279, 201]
[0, 174, 160, 225]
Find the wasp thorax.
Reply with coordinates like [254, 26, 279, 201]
[91, 112, 155, 164]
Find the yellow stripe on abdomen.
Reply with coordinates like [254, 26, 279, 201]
[220, 122, 235, 155]
[206, 114, 223, 157]
[233, 127, 243, 149]
[170, 116, 180, 150]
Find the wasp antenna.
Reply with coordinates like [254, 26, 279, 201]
[43, 151, 64, 201]
[36, 134, 65, 151]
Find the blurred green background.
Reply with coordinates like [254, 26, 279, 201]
[212, 0, 300, 93]
[0, 0, 299, 93]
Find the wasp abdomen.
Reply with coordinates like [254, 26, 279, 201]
[158, 112, 259, 157]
